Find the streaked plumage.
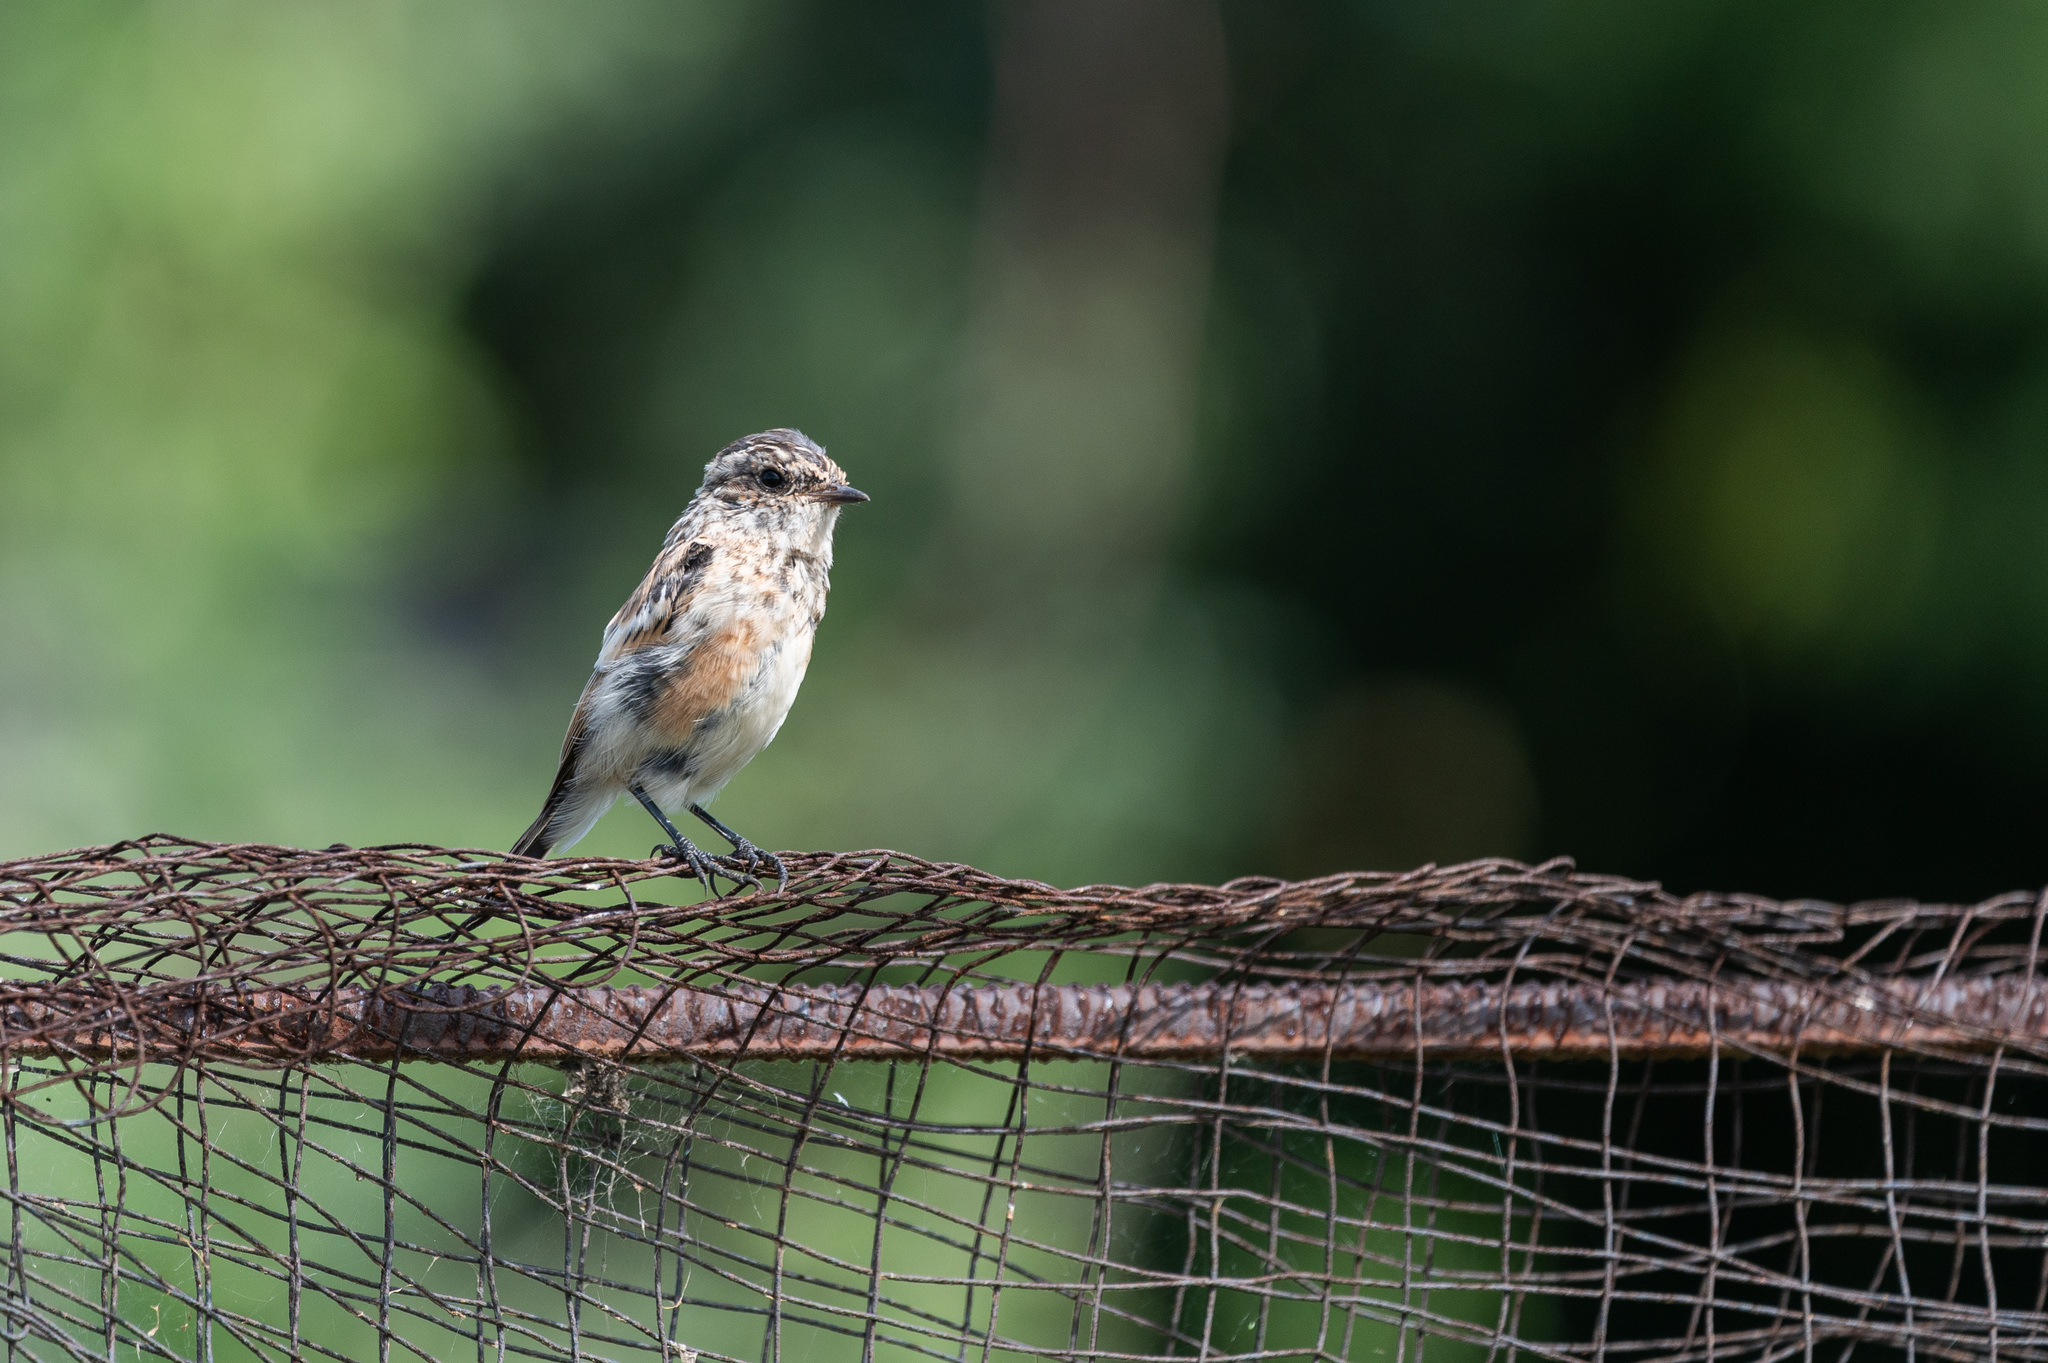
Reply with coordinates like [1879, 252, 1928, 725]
[511, 429, 865, 880]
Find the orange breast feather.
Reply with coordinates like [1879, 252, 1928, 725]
[647, 618, 765, 742]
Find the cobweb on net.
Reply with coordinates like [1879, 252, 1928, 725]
[0, 835, 2041, 1363]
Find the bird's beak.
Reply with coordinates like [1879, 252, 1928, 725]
[813, 483, 870, 505]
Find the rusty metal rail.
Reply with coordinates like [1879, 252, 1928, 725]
[6, 973, 2041, 1067]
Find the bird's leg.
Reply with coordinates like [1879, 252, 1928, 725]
[631, 784, 726, 894]
[690, 804, 787, 893]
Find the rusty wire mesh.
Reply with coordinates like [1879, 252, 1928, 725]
[0, 835, 2041, 1363]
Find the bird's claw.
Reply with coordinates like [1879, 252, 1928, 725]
[650, 841, 728, 895]
[714, 838, 785, 894]
[717, 858, 764, 895]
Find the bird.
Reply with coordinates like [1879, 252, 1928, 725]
[509, 428, 866, 891]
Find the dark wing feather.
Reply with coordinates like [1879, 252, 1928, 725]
[599, 539, 713, 664]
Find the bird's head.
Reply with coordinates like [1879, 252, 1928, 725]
[697, 428, 867, 549]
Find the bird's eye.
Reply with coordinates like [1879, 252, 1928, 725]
[757, 467, 789, 491]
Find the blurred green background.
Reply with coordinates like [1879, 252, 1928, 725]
[6, 0, 2048, 903]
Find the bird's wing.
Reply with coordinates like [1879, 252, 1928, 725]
[514, 535, 719, 857]
[596, 536, 715, 666]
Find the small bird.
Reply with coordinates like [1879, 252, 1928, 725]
[510, 429, 866, 889]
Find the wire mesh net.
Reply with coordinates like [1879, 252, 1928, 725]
[0, 835, 2041, 1363]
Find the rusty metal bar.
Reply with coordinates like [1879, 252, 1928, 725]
[1, 973, 2041, 1067]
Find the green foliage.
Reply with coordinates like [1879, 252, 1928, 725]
[12, 1, 2048, 899]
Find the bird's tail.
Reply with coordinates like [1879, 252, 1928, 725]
[513, 757, 621, 863]
[516, 789, 565, 855]
[452, 755, 585, 938]
[512, 751, 584, 859]
[510, 808, 555, 859]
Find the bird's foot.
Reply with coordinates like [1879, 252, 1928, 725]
[716, 837, 786, 895]
[649, 838, 730, 896]
[675, 802, 785, 895]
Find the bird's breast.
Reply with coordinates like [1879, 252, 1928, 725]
[642, 616, 769, 744]
[653, 588, 816, 734]
[728, 627, 814, 741]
